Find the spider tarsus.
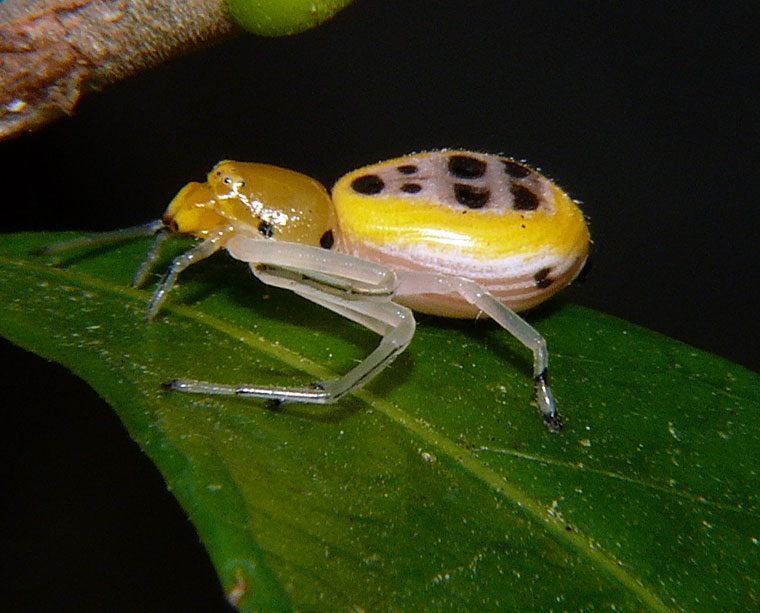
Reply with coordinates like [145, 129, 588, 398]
[543, 413, 565, 433]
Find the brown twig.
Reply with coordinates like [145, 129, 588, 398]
[0, 0, 239, 140]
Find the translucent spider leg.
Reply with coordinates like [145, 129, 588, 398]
[34, 219, 174, 289]
[394, 271, 562, 432]
[131, 228, 171, 288]
[145, 229, 230, 320]
[164, 238, 415, 403]
[223, 234, 398, 296]
[35, 220, 165, 256]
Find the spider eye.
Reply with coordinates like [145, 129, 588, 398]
[258, 220, 274, 238]
[319, 229, 335, 249]
[162, 214, 179, 233]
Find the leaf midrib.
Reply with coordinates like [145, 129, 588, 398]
[479, 446, 753, 516]
[2, 254, 671, 611]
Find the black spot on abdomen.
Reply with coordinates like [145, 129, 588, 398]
[454, 184, 490, 208]
[351, 174, 385, 195]
[448, 154, 487, 179]
[397, 164, 418, 175]
[401, 183, 422, 193]
[534, 267, 553, 289]
[511, 184, 540, 211]
[502, 160, 532, 178]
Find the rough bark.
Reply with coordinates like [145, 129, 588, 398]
[0, 0, 238, 140]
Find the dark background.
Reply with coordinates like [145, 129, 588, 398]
[2, 1, 757, 609]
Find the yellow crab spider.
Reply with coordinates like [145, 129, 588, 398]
[42, 151, 590, 432]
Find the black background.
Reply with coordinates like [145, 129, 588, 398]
[2, 1, 757, 609]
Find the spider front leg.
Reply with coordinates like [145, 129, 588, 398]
[36, 219, 168, 288]
[35, 220, 228, 320]
[35, 220, 165, 257]
[394, 271, 562, 432]
[144, 230, 229, 320]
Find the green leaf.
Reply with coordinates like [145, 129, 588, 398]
[224, 0, 355, 36]
[1, 232, 758, 611]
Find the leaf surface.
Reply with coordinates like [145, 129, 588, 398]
[1, 232, 758, 611]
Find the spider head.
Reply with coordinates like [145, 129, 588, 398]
[162, 180, 226, 236]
